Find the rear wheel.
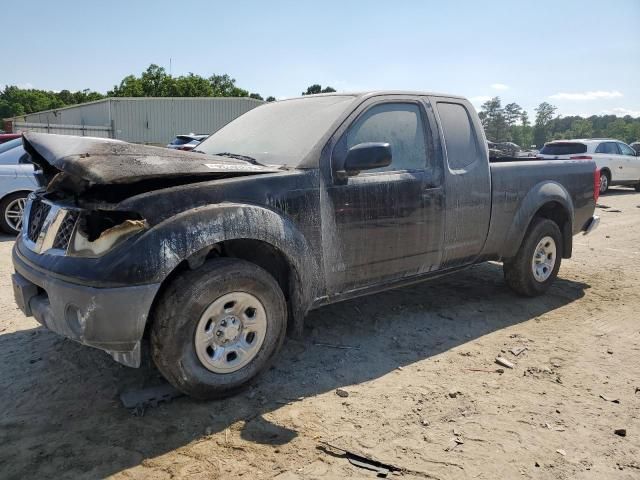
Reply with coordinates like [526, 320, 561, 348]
[151, 258, 287, 399]
[599, 171, 610, 194]
[503, 217, 562, 297]
[0, 192, 28, 235]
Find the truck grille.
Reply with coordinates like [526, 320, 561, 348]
[52, 211, 79, 250]
[27, 200, 51, 242]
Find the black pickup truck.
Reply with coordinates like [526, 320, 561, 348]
[12, 92, 600, 399]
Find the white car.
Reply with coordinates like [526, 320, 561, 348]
[538, 139, 640, 194]
[0, 138, 39, 234]
[166, 134, 208, 151]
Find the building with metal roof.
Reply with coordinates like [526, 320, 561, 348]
[5, 97, 264, 145]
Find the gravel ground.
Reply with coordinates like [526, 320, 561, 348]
[0, 188, 639, 480]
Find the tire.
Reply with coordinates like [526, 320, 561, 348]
[503, 217, 563, 297]
[634, 183, 640, 193]
[0, 192, 28, 235]
[599, 171, 610, 194]
[151, 258, 287, 399]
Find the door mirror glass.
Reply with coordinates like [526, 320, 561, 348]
[344, 142, 392, 176]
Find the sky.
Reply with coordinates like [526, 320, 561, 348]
[2, 0, 639, 118]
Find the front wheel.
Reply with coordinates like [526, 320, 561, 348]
[151, 258, 287, 399]
[503, 218, 562, 297]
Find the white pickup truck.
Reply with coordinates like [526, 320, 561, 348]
[538, 139, 640, 194]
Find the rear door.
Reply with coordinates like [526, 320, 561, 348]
[431, 98, 491, 268]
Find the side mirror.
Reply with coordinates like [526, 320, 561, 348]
[344, 142, 392, 176]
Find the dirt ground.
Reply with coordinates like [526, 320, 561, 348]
[0, 188, 639, 480]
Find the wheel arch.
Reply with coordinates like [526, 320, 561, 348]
[502, 181, 574, 260]
[142, 204, 321, 339]
[0, 189, 33, 204]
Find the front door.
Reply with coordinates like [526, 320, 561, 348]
[321, 98, 445, 295]
[597, 141, 625, 181]
[617, 142, 640, 181]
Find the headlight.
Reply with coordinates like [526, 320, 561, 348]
[67, 211, 147, 257]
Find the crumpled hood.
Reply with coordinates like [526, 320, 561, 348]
[22, 132, 281, 194]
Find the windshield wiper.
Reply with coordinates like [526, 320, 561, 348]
[214, 152, 263, 166]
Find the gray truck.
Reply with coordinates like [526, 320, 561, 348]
[12, 91, 600, 399]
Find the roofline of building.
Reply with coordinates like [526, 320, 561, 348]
[4, 96, 265, 121]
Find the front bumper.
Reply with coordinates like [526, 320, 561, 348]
[12, 245, 161, 367]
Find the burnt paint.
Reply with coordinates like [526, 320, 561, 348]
[22, 132, 281, 193]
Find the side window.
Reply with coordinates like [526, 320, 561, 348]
[345, 103, 427, 172]
[597, 142, 619, 154]
[618, 143, 635, 156]
[436, 102, 480, 170]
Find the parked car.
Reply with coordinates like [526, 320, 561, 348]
[0, 138, 39, 235]
[0, 133, 22, 144]
[488, 141, 537, 162]
[167, 133, 208, 151]
[12, 92, 599, 399]
[537, 139, 640, 193]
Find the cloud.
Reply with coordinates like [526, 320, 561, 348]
[603, 107, 640, 117]
[491, 83, 509, 91]
[549, 90, 623, 101]
[470, 95, 492, 104]
[0, 82, 34, 90]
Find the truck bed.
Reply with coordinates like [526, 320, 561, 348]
[484, 159, 596, 260]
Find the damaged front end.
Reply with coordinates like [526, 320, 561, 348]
[19, 131, 281, 256]
[13, 132, 283, 368]
[22, 195, 148, 258]
[14, 193, 157, 367]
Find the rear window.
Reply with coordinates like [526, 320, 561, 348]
[436, 102, 480, 170]
[539, 143, 587, 155]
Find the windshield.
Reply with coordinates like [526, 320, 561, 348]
[0, 138, 22, 155]
[196, 95, 356, 166]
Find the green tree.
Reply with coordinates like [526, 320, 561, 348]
[503, 102, 522, 127]
[209, 74, 249, 97]
[533, 102, 557, 147]
[108, 66, 253, 98]
[510, 110, 533, 148]
[266, 96, 276, 102]
[172, 73, 213, 97]
[479, 97, 509, 142]
[570, 118, 593, 139]
[302, 84, 336, 95]
[109, 75, 145, 96]
[249, 93, 264, 100]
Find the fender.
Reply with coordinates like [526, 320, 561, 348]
[502, 181, 574, 259]
[104, 202, 323, 337]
